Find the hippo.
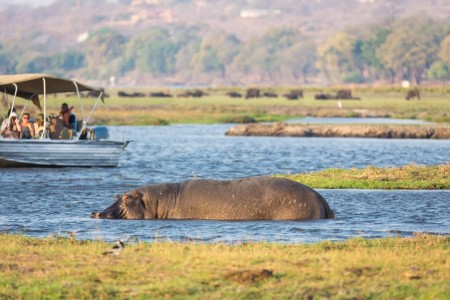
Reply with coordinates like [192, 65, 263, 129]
[245, 88, 261, 99]
[226, 91, 243, 98]
[405, 88, 421, 100]
[91, 177, 335, 220]
[284, 89, 303, 100]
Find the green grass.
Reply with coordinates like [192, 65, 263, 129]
[0, 233, 448, 299]
[15, 87, 450, 125]
[278, 164, 450, 189]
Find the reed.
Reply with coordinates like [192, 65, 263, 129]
[279, 163, 450, 189]
[0, 233, 448, 299]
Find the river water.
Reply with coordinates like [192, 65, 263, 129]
[0, 122, 449, 243]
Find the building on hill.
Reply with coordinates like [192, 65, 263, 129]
[240, 9, 268, 18]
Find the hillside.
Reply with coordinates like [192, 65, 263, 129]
[1, 0, 449, 52]
[0, 0, 449, 86]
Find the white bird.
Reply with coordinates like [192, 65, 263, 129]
[102, 240, 125, 255]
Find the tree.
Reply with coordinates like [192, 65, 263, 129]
[124, 27, 179, 76]
[316, 32, 358, 83]
[192, 31, 240, 78]
[84, 28, 127, 79]
[438, 35, 450, 66]
[279, 40, 317, 84]
[427, 61, 450, 81]
[231, 28, 299, 83]
[357, 27, 390, 81]
[0, 44, 17, 74]
[50, 51, 85, 72]
[377, 17, 441, 84]
[427, 35, 450, 81]
[15, 56, 51, 73]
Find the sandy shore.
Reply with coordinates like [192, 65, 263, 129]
[225, 123, 450, 139]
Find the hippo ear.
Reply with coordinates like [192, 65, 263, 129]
[114, 194, 121, 202]
[133, 190, 143, 200]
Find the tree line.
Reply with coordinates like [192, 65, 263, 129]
[1, 15, 449, 85]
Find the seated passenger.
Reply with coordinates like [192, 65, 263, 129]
[1, 108, 17, 132]
[34, 114, 45, 138]
[20, 113, 35, 139]
[1, 111, 21, 139]
[59, 103, 77, 139]
[59, 103, 76, 131]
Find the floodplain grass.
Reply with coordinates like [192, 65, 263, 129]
[0, 233, 448, 299]
[22, 87, 449, 125]
[279, 163, 450, 189]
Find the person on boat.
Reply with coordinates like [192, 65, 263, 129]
[59, 103, 76, 130]
[33, 113, 45, 138]
[1, 107, 16, 129]
[20, 113, 35, 139]
[0, 111, 21, 139]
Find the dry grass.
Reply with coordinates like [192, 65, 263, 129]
[0, 233, 448, 299]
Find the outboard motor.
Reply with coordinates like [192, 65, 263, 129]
[92, 126, 110, 141]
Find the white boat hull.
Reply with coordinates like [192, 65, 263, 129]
[0, 139, 129, 167]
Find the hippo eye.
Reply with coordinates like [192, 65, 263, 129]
[122, 195, 132, 206]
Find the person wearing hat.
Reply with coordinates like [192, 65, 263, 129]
[1, 109, 22, 139]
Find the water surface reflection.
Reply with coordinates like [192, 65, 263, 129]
[0, 124, 448, 243]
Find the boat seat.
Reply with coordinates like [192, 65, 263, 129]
[59, 128, 73, 140]
[48, 114, 64, 139]
[48, 114, 76, 140]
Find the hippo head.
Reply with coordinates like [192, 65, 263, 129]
[91, 190, 147, 219]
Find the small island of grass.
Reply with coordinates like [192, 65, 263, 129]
[278, 163, 450, 189]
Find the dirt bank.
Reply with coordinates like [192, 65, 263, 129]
[225, 123, 450, 139]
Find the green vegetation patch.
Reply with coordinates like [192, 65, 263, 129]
[0, 233, 448, 299]
[279, 164, 450, 189]
[10, 87, 450, 125]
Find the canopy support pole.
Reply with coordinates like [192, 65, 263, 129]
[4, 84, 19, 127]
[19, 99, 30, 120]
[11, 84, 18, 115]
[73, 82, 86, 122]
[77, 91, 102, 141]
[42, 78, 47, 140]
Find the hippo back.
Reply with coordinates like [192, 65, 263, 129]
[166, 177, 332, 220]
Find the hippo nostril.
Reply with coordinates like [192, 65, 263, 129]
[90, 212, 101, 218]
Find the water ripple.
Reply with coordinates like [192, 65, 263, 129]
[0, 125, 449, 243]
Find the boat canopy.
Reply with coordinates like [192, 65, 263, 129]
[0, 73, 104, 110]
[0, 73, 106, 141]
[0, 73, 102, 95]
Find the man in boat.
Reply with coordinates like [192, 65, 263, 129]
[60, 103, 76, 130]
[58, 103, 77, 139]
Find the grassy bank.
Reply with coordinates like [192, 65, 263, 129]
[0, 233, 448, 299]
[20, 87, 450, 125]
[279, 164, 450, 189]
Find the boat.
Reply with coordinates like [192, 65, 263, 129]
[0, 74, 129, 167]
